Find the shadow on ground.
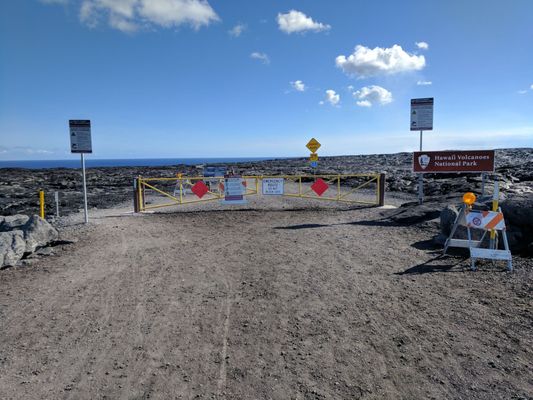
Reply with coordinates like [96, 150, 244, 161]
[396, 255, 467, 275]
[274, 218, 403, 230]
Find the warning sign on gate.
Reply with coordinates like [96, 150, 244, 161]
[221, 175, 247, 204]
[311, 178, 329, 196]
[262, 178, 284, 195]
[191, 181, 209, 198]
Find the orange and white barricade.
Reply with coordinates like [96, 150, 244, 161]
[444, 187, 512, 271]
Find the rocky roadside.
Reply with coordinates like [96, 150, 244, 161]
[0, 214, 74, 269]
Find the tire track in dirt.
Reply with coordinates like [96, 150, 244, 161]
[216, 291, 232, 396]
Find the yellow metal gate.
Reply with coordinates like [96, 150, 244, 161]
[134, 174, 385, 212]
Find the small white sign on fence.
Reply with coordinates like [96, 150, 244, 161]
[262, 178, 284, 195]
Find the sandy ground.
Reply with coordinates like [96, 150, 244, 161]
[0, 196, 532, 400]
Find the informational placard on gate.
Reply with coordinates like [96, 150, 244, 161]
[410, 98, 433, 131]
[413, 150, 495, 173]
[69, 120, 92, 153]
[262, 178, 284, 195]
[221, 175, 247, 204]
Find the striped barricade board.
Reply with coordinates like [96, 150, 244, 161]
[444, 205, 512, 271]
[465, 210, 505, 230]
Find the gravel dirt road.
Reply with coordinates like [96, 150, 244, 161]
[0, 198, 531, 399]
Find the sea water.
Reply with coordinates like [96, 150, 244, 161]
[0, 157, 277, 169]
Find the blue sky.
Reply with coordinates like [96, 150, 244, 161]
[0, 0, 532, 160]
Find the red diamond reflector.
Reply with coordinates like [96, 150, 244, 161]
[311, 178, 329, 196]
[191, 181, 209, 198]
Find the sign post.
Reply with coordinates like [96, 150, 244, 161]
[54, 191, 59, 217]
[69, 120, 92, 224]
[410, 98, 434, 204]
[418, 130, 423, 204]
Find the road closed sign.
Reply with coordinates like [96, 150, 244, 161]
[262, 178, 284, 195]
[413, 150, 495, 173]
[69, 120, 92, 153]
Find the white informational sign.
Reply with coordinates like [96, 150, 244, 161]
[69, 120, 92, 153]
[410, 98, 433, 131]
[221, 175, 247, 204]
[262, 178, 284, 195]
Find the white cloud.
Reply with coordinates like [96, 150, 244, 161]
[416, 41, 429, 50]
[517, 84, 533, 94]
[353, 85, 393, 107]
[228, 23, 246, 37]
[417, 80, 432, 86]
[336, 45, 426, 78]
[78, 0, 219, 32]
[277, 10, 330, 34]
[321, 89, 340, 106]
[140, 0, 219, 28]
[250, 52, 270, 64]
[109, 13, 139, 32]
[0, 146, 53, 156]
[290, 80, 306, 92]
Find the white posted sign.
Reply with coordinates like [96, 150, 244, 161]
[262, 178, 284, 195]
[410, 98, 433, 131]
[69, 120, 92, 153]
[221, 175, 247, 204]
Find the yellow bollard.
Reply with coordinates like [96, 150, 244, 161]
[39, 190, 45, 219]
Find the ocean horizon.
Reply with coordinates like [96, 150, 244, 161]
[0, 157, 282, 170]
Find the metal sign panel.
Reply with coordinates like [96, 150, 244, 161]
[262, 178, 284, 195]
[410, 98, 433, 131]
[413, 150, 495, 173]
[69, 120, 92, 153]
[309, 153, 318, 162]
[221, 175, 247, 204]
[306, 138, 321, 153]
[310, 161, 318, 168]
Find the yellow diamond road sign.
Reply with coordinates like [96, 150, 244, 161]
[310, 153, 318, 161]
[306, 138, 321, 153]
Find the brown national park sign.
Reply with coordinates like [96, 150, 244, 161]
[413, 150, 495, 173]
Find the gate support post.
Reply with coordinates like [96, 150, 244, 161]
[378, 173, 386, 206]
[133, 178, 140, 213]
[133, 176, 144, 212]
